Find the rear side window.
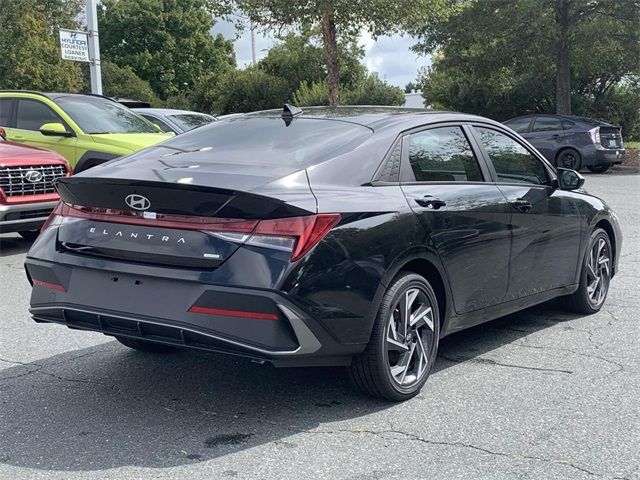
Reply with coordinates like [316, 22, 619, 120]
[532, 116, 562, 132]
[475, 127, 549, 185]
[16, 99, 63, 131]
[407, 126, 483, 182]
[162, 117, 373, 168]
[504, 117, 532, 133]
[0, 98, 13, 127]
[561, 119, 575, 130]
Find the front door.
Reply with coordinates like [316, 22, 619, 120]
[471, 126, 582, 301]
[400, 125, 513, 314]
[7, 99, 77, 163]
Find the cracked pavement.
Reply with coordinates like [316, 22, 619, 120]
[0, 172, 638, 480]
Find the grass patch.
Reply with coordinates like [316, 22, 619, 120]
[625, 141, 640, 149]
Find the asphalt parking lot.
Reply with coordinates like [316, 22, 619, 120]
[0, 171, 638, 480]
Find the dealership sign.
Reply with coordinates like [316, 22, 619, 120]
[59, 29, 90, 62]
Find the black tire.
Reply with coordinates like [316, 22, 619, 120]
[18, 230, 40, 242]
[350, 272, 440, 402]
[555, 148, 582, 171]
[115, 336, 178, 353]
[564, 228, 612, 314]
[587, 164, 610, 173]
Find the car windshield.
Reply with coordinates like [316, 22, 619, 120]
[161, 116, 373, 167]
[169, 113, 215, 132]
[55, 96, 158, 134]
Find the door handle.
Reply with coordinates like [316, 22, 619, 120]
[414, 195, 447, 209]
[510, 199, 532, 213]
[552, 134, 560, 138]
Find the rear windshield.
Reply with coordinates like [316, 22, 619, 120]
[161, 117, 373, 167]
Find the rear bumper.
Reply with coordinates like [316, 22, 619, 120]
[583, 147, 625, 166]
[25, 257, 361, 367]
[0, 201, 57, 233]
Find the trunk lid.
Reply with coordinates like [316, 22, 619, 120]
[54, 169, 317, 269]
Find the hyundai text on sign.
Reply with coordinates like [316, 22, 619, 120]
[59, 29, 90, 62]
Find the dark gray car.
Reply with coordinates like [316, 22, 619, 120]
[503, 114, 625, 173]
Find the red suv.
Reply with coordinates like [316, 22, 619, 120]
[0, 127, 70, 240]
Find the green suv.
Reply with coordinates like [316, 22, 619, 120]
[0, 91, 173, 172]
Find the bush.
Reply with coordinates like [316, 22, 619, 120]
[343, 74, 405, 106]
[293, 74, 405, 107]
[199, 68, 290, 115]
[292, 81, 329, 106]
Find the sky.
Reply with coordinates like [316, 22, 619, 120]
[211, 20, 430, 89]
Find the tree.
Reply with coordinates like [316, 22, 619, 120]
[228, 0, 447, 106]
[413, 0, 640, 117]
[101, 61, 161, 105]
[98, 0, 236, 100]
[0, 0, 84, 92]
[259, 29, 366, 95]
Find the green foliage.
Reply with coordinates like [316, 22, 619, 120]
[342, 74, 405, 106]
[0, 0, 84, 92]
[293, 74, 405, 107]
[196, 67, 290, 115]
[292, 81, 329, 106]
[414, 0, 640, 137]
[227, 0, 449, 104]
[404, 81, 419, 94]
[98, 0, 236, 100]
[259, 29, 366, 94]
[101, 61, 160, 105]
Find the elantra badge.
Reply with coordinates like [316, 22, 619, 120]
[125, 194, 151, 211]
[24, 170, 44, 183]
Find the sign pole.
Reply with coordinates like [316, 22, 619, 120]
[86, 0, 102, 95]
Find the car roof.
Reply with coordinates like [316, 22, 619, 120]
[133, 108, 212, 116]
[0, 90, 116, 102]
[244, 106, 501, 131]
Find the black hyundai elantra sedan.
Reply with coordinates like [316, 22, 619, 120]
[25, 106, 622, 401]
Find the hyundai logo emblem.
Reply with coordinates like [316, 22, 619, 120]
[125, 194, 151, 211]
[24, 170, 44, 183]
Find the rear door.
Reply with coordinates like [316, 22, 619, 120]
[525, 115, 565, 161]
[400, 124, 513, 314]
[10, 99, 77, 162]
[470, 125, 582, 300]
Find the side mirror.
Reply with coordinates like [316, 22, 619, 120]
[40, 123, 73, 137]
[556, 167, 585, 190]
[0, 127, 6, 140]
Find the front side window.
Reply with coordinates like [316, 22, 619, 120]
[55, 96, 157, 134]
[532, 116, 562, 132]
[407, 126, 483, 182]
[475, 127, 549, 185]
[16, 100, 63, 131]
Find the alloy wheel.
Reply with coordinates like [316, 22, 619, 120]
[560, 152, 578, 169]
[386, 287, 435, 386]
[586, 236, 611, 308]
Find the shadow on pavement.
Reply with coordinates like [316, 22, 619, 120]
[0, 299, 583, 472]
[0, 234, 32, 257]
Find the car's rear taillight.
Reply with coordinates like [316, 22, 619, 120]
[40, 201, 64, 232]
[588, 127, 601, 145]
[250, 214, 341, 261]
